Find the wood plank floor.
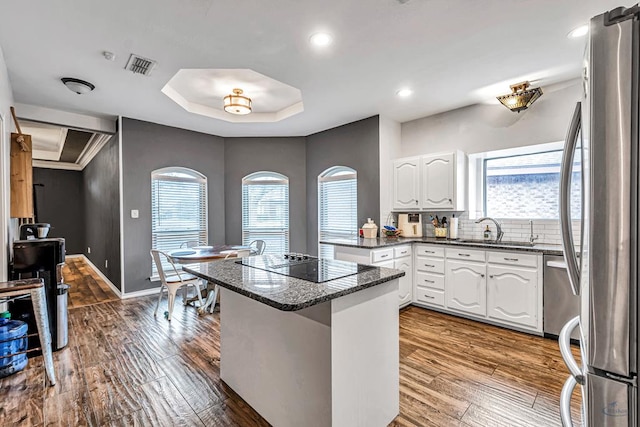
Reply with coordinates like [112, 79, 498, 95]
[63, 257, 120, 309]
[0, 262, 582, 426]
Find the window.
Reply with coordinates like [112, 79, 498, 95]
[242, 171, 289, 254]
[476, 142, 581, 219]
[318, 166, 357, 259]
[151, 167, 207, 276]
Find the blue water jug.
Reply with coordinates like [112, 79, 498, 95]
[0, 317, 28, 377]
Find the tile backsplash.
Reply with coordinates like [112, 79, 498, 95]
[391, 212, 581, 246]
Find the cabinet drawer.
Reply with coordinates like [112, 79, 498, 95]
[394, 245, 412, 259]
[415, 272, 444, 290]
[371, 248, 394, 263]
[415, 286, 444, 307]
[446, 247, 486, 262]
[415, 245, 444, 258]
[487, 251, 538, 268]
[414, 257, 445, 274]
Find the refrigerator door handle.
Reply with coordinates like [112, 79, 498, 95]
[559, 316, 584, 384]
[559, 102, 582, 296]
[560, 375, 579, 427]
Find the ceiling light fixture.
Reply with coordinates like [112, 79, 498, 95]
[309, 32, 333, 47]
[223, 88, 252, 115]
[396, 88, 413, 97]
[568, 24, 589, 38]
[61, 77, 95, 95]
[497, 81, 543, 113]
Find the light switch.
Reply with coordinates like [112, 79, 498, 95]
[131, 209, 139, 219]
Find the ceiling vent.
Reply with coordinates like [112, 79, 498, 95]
[125, 54, 157, 76]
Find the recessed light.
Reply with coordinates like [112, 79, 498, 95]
[568, 24, 588, 39]
[309, 32, 333, 47]
[396, 88, 413, 98]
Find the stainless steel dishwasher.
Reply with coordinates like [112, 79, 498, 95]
[543, 255, 580, 340]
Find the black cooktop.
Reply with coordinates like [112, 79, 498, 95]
[236, 254, 374, 283]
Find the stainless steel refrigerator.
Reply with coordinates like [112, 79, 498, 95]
[558, 4, 639, 426]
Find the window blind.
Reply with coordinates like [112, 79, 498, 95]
[242, 173, 289, 255]
[318, 168, 357, 259]
[151, 169, 207, 277]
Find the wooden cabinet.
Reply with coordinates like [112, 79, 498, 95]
[445, 259, 486, 317]
[392, 151, 466, 212]
[487, 264, 539, 329]
[392, 157, 420, 210]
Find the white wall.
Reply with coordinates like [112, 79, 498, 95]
[0, 45, 13, 280]
[379, 116, 401, 228]
[400, 80, 582, 157]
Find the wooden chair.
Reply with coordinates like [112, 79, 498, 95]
[249, 240, 266, 255]
[0, 278, 55, 385]
[150, 250, 204, 321]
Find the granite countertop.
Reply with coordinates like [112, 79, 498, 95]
[320, 237, 567, 255]
[183, 256, 405, 312]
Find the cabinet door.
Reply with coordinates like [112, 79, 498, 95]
[394, 257, 413, 307]
[422, 153, 454, 210]
[445, 259, 486, 316]
[487, 264, 538, 329]
[393, 157, 420, 209]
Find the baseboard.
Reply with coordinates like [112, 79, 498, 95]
[72, 255, 122, 299]
[120, 287, 161, 299]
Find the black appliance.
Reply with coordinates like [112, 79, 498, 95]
[10, 238, 67, 353]
[236, 254, 374, 283]
[19, 223, 50, 240]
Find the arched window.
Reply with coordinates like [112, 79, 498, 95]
[318, 166, 357, 258]
[151, 167, 207, 275]
[242, 171, 289, 254]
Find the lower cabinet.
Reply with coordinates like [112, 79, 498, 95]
[486, 264, 539, 329]
[394, 257, 413, 307]
[445, 260, 486, 317]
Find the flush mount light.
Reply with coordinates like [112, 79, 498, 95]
[496, 81, 543, 113]
[396, 88, 413, 97]
[309, 32, 333, 47]
[61, 77, 95, 95]
[568, 24, 589, 38]
[223, 88, 252, 115]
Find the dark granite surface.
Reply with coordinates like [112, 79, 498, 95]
[320, 237, 566, 255]
[183, 256, 405, 312]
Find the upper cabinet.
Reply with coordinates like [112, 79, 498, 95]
[392, 156, 421, 210]
[393, 151, 466, 211]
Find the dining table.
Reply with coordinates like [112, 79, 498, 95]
[166, 244, 252, 313]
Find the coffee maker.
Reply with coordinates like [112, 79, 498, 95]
[19, 223, 50, 240]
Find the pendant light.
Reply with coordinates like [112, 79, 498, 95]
[223, 88, 252, 115]
[497, 81, 543, 113]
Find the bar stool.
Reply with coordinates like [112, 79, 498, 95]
[0, 278, 56, 385]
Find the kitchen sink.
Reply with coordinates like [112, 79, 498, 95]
[456, 239, 536, 248]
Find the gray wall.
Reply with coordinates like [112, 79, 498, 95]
[33, 168, 85, 255]
[121, 118, 225, 293]
[83, 132, 121, 289]
[306, 116, 380, 255]
[224, 137, 307, 252]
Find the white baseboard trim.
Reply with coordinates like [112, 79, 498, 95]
[121, 286, 161, 299]
[69, 254, 122, 299]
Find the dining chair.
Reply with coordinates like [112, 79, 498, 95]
[249, 240, 266, 255]
[150, 249, 205, 321]
[180, 240, 206, 248]
[205, 250, 251, 313]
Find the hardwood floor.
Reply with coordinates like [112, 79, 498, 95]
[0, 262, 582, 426]
[63, 257, 119, 309]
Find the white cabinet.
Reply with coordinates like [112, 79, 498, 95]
[333, 244, 411, 308]
[392, 151, 466, 212]
[487, 264, 540, 330]
[392, 157, 420, 210]
[445, 259, 486, 317]
[413, 244, 445, 309]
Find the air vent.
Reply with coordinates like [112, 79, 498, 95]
[125, 54, 157, 76]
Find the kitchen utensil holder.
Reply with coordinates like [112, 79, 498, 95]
[434, 227, 447, 238]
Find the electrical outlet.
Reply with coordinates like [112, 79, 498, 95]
[88, 247, 91, 254]
[131, 209, 139, 219]
[105, 260, 108, 268]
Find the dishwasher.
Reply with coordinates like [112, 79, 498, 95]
[543, 255, 580, 341]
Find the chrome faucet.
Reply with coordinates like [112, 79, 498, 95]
[529, 220, 539, 245]
[475, 217, 504, 242]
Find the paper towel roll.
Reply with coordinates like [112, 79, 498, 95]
[449, 218, 459, 239]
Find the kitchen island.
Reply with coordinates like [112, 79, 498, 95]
[184, 255, 404, 427]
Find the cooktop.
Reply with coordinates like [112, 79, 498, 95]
[236, 254, 374, 283]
